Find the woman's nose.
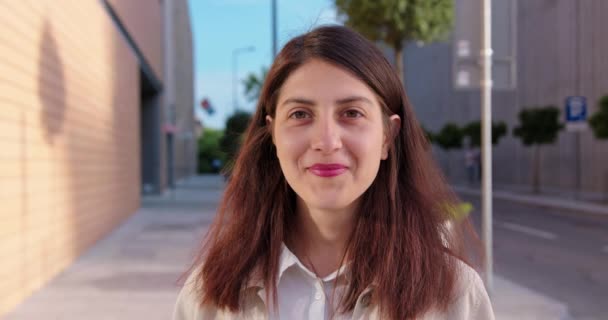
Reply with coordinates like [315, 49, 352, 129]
[310, 118, 342, 153]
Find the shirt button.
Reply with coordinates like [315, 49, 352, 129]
[315, 292, 323, 300]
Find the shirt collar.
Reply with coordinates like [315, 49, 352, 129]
[245, 243, 353, 289]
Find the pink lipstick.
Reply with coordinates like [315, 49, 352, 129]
[308, 163, 347, 177]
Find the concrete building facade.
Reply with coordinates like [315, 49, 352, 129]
[167, 0, 196, 182]
[403, 0, 608, 198]
[0, 0, 195, 315]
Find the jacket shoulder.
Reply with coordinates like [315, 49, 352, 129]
[172, 266, 266, 320]
[445, 260, 495, 319]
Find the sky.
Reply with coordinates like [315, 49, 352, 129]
[188, 0, 341, 129]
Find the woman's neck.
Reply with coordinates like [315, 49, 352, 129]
[292, 197, 357, 278]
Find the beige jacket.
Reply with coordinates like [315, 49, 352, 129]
[172, 260, 495, 320]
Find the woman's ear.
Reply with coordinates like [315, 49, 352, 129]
[266, 115, 275, 144]
[381, 115, 401, 160]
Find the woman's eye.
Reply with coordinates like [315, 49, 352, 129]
[344, 109, 363, 118]
[289, 111, 310, 119]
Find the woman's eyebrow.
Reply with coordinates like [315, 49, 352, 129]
[335, 96, 373, 106]
[280, 97, 316, 108]
[280, 96, 373, 109]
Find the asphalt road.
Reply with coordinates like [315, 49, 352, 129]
[461, 194, 608, 320]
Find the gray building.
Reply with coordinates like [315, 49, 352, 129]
[403, 0, 608, 199]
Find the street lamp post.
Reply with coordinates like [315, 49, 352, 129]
[232, 46, 256, 114]
[480, 0, 494, 293]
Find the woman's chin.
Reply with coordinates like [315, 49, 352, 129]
[305, 197, 355, 212]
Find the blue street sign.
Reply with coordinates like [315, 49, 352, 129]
[565, 96, 587, 121]
[565, 96, 588, 131]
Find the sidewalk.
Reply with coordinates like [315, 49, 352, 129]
[4, 175, 222, 320]
[5, 175, 570, 319]
[454, 184, 608, 216]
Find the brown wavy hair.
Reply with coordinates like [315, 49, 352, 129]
[190, 25, 478, 319]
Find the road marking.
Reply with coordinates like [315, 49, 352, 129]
[603, 245, 608, 254]
[497, 221, 558, 240]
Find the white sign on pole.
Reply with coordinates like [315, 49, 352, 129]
[457, 70, 471, 87]
[453, 0, 517, 90]
[457, 40, 471, 57]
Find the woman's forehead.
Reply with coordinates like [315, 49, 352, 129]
[276, 60, 379, 109]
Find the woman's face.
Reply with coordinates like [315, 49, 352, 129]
[267, 59, 400, 212]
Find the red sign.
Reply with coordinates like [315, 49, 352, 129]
[201, 98, 210, 110]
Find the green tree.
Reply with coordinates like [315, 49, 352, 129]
[589, 95, 608, 201]
[220, 111, 252, 173]
[589, 95, 608, 139]
[197, 128, 226, 174]
[335, 0, 453, 82]
[242, 67, 268, 103]
[435, 123, 463, 150]
[462, 120, 508, 147]
[513, 106, 564, 193]
[434, 123, 463, 176]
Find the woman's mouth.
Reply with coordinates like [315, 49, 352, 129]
[308, 163, 348, 177]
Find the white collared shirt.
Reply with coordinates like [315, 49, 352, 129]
[172, 247, 495, 320]
[269, 244, 352, 320]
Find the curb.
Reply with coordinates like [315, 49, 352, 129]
[453, 185, 608, 217]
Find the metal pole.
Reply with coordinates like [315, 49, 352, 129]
[272, 0, 277, 58]
[232, 51, 237, 114]
[480, 0, 494, 293]
[235, 54, 240, 113]
[574, 1, 581, 200]
[164, 0, 176, 190]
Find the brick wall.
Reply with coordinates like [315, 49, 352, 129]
[0, 1, 143, 315]
[106, 0, 163, 80]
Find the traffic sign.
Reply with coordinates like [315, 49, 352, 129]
[565, 96, 588, 131]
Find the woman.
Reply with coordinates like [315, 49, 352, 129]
[173, 25, 494, 320]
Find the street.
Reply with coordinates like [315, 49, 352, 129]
[462, 194, 608, 320]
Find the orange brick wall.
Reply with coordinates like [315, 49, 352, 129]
[107, 0, 163, 81]
[0, 1, 142, 315]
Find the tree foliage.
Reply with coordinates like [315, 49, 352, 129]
[462, 120, 508, 147]
[513, 106, 564, 193]
[335, 0, 453, 81]
[589, 95, 608, 139]
[197, 128, 226, 173]
[434, 123, 463, 150]
[335, 0, 453, 49]
[242, 67, 268, 103]
[219, 111, 252, 169]
[513, 106, 564, 146]
[589, 96, 608, 201]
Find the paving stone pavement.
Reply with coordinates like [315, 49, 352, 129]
[5, 176, 222, 320]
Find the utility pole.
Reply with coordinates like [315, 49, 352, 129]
[164, 0, 176, 190]
[480, 0, 494, 293]
[271, 0, 277, 58]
